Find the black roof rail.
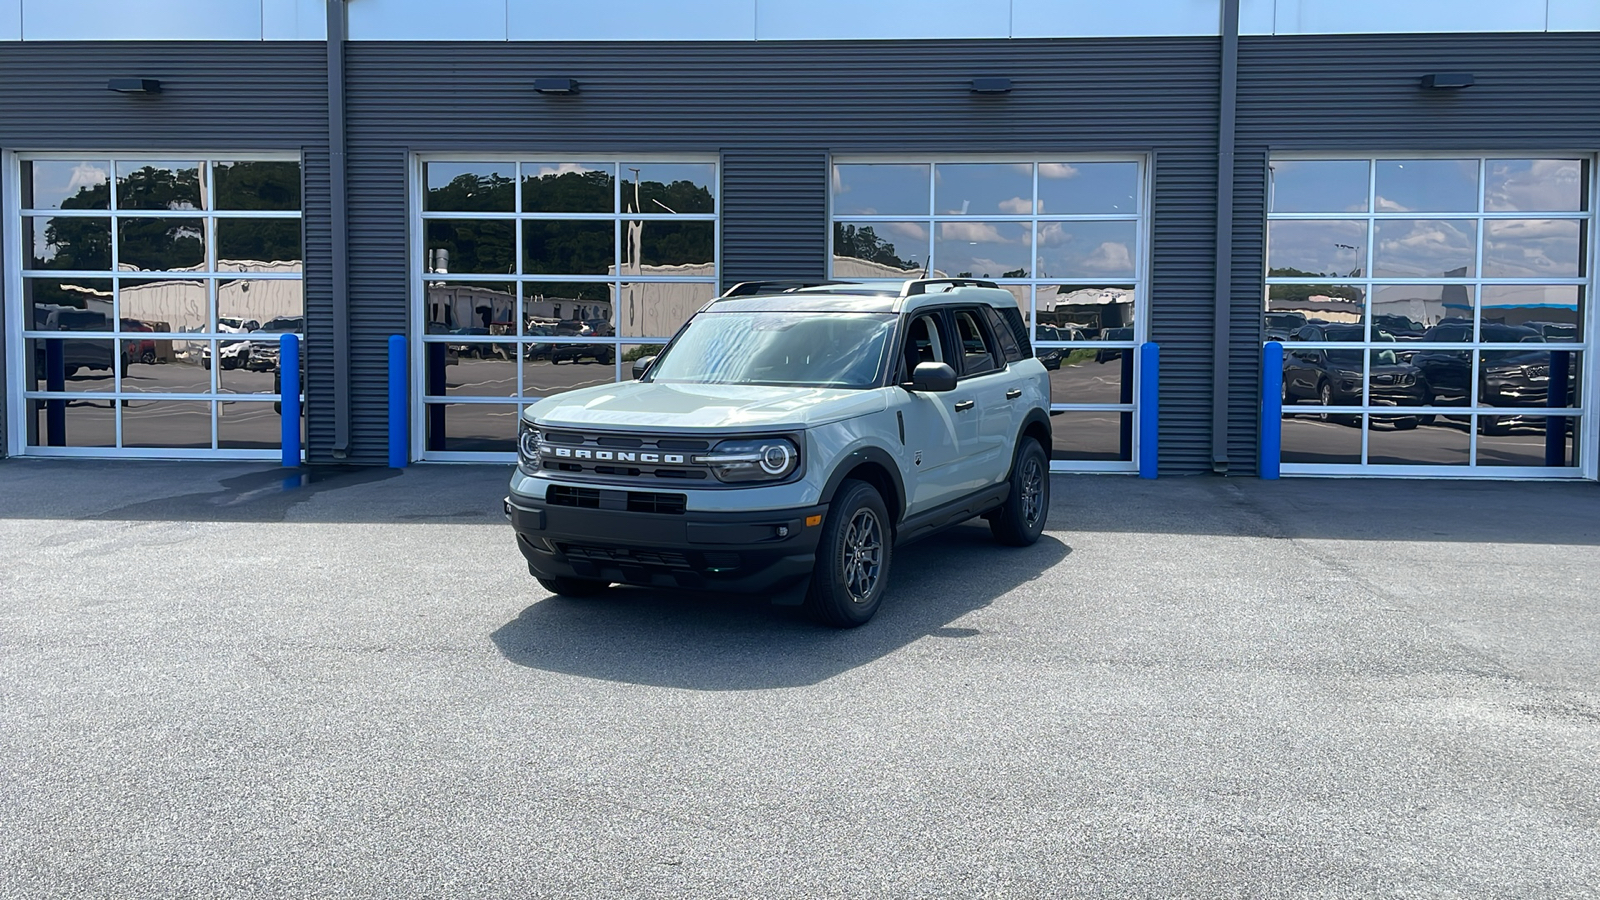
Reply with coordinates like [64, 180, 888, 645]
[719, 280, 854, 298]
[900, 278, 1000, 296]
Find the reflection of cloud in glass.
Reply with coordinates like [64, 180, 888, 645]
[999, 196, 1033, 215]
[1374, 219, 1475, 278]
[1486, 159, 1583, 213]
[1039, 163, 1079, 179]
[888, 222, 929, 242]
[1082, 242, 1134, 273]
[68, 164, 109, 194]
[938, 221, 1019, 244]
[1483, 219, 1582, 278]
[534, 163, 604, 178]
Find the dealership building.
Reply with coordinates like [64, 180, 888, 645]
[2, 0, 1596, 479]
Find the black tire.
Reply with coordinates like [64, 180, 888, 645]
[536, 575, 611, 597]
[140, 350, 156, 365]
[1480, 415, 1511, 436]
[990, 437, 1049, 546]
[806, 480, 892, 628]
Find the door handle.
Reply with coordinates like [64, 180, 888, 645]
[955, 400, 976, 412]
[1005, 389, 1022, 400]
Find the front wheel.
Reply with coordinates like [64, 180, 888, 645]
[990, 437, 1049, 546]
[536, 575, 612, 597]
[806, 480, 892, 628]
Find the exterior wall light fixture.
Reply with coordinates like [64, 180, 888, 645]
[534, 78, 580, 95]
[108, 78, 162, 93]
[970, 77, 1012, 94]
[1420, 73, 1474, 90]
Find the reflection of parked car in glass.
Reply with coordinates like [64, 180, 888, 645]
[249, 316, 304, 371]
[448, 326, 514, 359]
[1031, 324, 1085, 370]
[1371, 314, 1425, 340]
[1282, 324, 1426, 428]
[120, 318, 158, 365]
[1095, 327, 1135, 364]
[523, 324, 556, 360]
[1406, 322, 1542, 412]
[552, 320, 616, 365]
[1264, 311, 1307, 342]
[34, 308, 132, 380]
[203, 316, 260, 370]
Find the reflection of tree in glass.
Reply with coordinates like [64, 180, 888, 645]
[218, 219, 301, 264]
[427, 220, 515, 274]
[637, 222, 712, 266]
[523, 222, 613, 274]
[522, 169, 613, 212]
[118, 165, 201, 210]
[430, 172, 515, 212]
[1267, 268, 1363, 303]
[215, 161, 301, 210]
[59, 177, 109, 210]
[833, 223, 915, 270]
[623, 178, 715, 215]
[37, 216, 110, 270]
[119, 218, 205, 271]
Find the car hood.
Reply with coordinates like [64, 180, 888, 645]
[524, 382, 886, 433]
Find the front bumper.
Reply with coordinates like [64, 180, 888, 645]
[506, 490, 828, 594]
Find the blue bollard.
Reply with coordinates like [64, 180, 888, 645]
[388, 334, 409, 468]
[280, 333, 300, 467]
[1138, 342, 1159, 479]
[1260, 341, 1283, 479]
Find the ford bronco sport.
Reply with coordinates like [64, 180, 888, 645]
[506, 278, 1052, 627]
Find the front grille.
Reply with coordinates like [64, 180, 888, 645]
[547, 485, 686, 515]
[535, 428, 716, 485]
[560, 544, 691, 569]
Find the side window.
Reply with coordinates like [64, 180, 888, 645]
[899, 313, 947, 381]
[983, 305, 1024, 363]
[953, 308, 1000, 376]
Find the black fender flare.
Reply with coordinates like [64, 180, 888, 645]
[819, 445, 907, 523]
[1008, 409, 1054, 479]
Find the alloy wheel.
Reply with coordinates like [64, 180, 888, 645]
[841, 508, 883, 604]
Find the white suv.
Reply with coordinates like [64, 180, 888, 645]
[505, 278, 1052, 627]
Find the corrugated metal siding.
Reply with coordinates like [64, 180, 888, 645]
[345, 38, 1222, 471]
[1226, 148, 1268, 475]
[0, 42, 328, 459]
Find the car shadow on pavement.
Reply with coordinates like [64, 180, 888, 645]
[489, 523, 1071, 690]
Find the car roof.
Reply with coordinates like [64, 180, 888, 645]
[708, 278, 1020, 315]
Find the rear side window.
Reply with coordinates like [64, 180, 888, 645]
[983, 306, 1025, 363]
[953, 308, 1000, 376]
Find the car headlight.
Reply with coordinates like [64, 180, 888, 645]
[517, 422, 542, 472]
[693, 437, 801, 483]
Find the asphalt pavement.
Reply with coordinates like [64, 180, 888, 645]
[2, 460, 1598, 898]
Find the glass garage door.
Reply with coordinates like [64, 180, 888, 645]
[413, 158, 718, 460]
[1267, 156, 1593, 475]
[829, 158, 1149, 472]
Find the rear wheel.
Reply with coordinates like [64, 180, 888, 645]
[536, 575, 611, 597]
[990, 437, 1049, 546]
[807, 480, 891, 628]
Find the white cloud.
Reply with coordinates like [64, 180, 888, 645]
[937, 221, 1012, 244]
[888, 222, 929, 242]
[998, 196, 1034, 215]
[1081, 242, 1134, 274]
[534, 163, 603, 178]
[67, 163, 108, 194]
[1039, 163, 1080, 180]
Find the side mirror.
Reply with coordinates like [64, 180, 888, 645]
[907, 361, 957, 393]
[631, 355, 657, 380]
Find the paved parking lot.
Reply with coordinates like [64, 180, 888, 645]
[2, 460, 1598, 898]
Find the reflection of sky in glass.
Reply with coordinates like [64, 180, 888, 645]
[1037, 220, 1138, 279]
[1374, 219, 1475, 278]
[832, 164, 930, 216]
[26, 160, 109, 210]
[1037, 162, 1138, 215]
[621, 163, 717, 196]
[933, 221, 1030, 277]
[428, 162, 514, 190]
[1486, 159, 1585, 212]
[1374, 159, 1477, 213]
[935, 164, 1031, 216]
[1268, 220, 1365, 276]
[1270, 160, 1367, 213]
[1483, 219, 1582, 278]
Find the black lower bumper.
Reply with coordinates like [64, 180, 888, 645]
[506, 491, 828, 595]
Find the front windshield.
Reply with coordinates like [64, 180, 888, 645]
[647, 311, 896, 388]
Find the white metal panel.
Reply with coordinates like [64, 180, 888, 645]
[510, 0, 756, 40]
[348, 0, 508, 40]
[262, 0, 327, 40]
[20, 0, 265, 40]
[0, 0, 19, 40]
[1013, 0, 1221, 38]
[754, 0, 1009, 40]
[1271, 0, 1546, 34]
[1549, 0, 1600, 32]
[1239, 0, 1275, 34]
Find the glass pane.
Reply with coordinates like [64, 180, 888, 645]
[218, 400, 293, 450]
[423, 403, 517, 453]
[1373, 219, 1476, 278]
[522, 353, 618, 398]
[438, 346, 518, 397]
[122, 399, 212, 449]
[218, 279, 304, 336]
[620, 343, 668, 379]
[26, 216, 111, 270]
[216, 218, 301, 272]
[1374, 159, 1478, 213]
[1046, 352, 1131, 404]
[1037, 285, 1136, 339]
[1477, 416, 1577, 466]
[1372, 285, 1470, 337]
[116, 161, 203, 211]
[621, 163, 716, 215]
[1480, 285, 1582, 338]
[624, 221, 715, 270]
[522, 282, 611, 335]
[26, 337, 119, 392]
[1281, 341, 1363, 408]
[118, 217, 205, 273]
[831, 164, 929, 217]
[1484, 159, 1586, 213]
[424, 162, 515, 213]
[1265, 285, 1364, 338]
[23, 160, 110, 210]
[1036, 161, 1139, 216]
[213, 161, 301, 211]
[23, 277, 113, 329]
[122, 338, 209, 393]
[1405, 346, 1473, 407]
[1269, 160, 1369, 213]
[423, 281, 516, 333]
[934, 221, 1030, 279]
[934, 163, 1033, 216]
[1367, 418, 1468, 466]
[1367, 348, 1428, 408]
[833, 221, 925, 277]
[1036, 220, 1138, 280]
[1482, 219, 1583, 279]
[1281, 413, 1361, 464]
[617, 281, 710, 339]
[522, 162, 615, 213]
[425, 219, 515, 275]
[1048, 410, 1134, 462]
[1267, 220, 1365, 278]
[1479, 349, 1581, 410]
[217, 345, 284, 395]
[522, 221, 615, 276]
[30, 397, 115, 448]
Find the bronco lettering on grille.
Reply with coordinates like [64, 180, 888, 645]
[545, 445, 687, 465]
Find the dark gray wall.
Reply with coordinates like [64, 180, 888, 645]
[0, 42, 329, 458]
[343, 38, 1224, 470]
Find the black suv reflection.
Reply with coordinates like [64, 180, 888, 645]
[1283, 324, 1427, 428]
[1402, 321, 1579, 434]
